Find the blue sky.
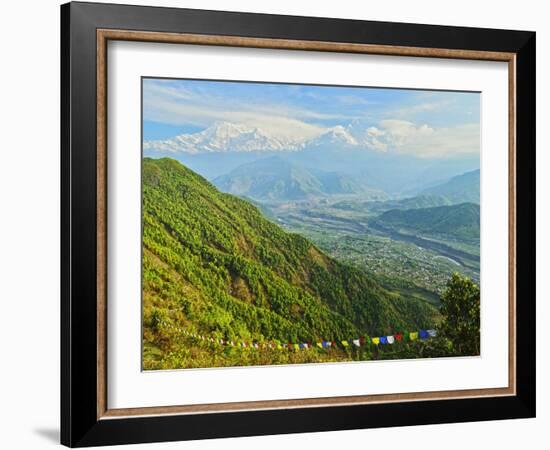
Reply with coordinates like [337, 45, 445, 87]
[143, 78, 480, 158]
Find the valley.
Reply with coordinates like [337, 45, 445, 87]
[258, 194, 480, 302]
[190, 150, 481, 307]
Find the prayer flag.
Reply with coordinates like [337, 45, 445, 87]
[317, 342, 323, 348]
[380, 336, 388, 344]
[427, 329, 437, 337]
[372, 337, 380, 345]
[341, 340, 349, 347]
[352, 339, 361, 347]
[410, 332, 418, 341]
[395, 333, 403, 342]
[387, 335, 395, 344]
[419, 330, 429, 339]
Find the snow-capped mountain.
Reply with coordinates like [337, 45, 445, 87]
[143, 121, 306, 154]
[144, 120, 445, 155]
[143, 121, 373, 155]
[308, 125, 358, 147]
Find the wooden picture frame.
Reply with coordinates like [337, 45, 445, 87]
[61, 1, 535, 447]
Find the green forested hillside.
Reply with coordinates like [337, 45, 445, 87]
[375, 203, 480, 241]
[361, 194, 452, 214]
[142, 158, 438, 369]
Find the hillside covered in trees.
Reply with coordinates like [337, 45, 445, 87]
[374, 202, 480, 241]
[142, 158, 440, 369]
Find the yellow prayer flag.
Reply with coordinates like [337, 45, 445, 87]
[372, 337, 380, 345]
[277, 344, 282, 350]
[410, 332, 418, 341]
[341, 340, 349, 347]
[317, 342, 323, 348]
[294, 344, 300, 350]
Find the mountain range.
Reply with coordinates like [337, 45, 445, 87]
[144, 121, 480, 196]
[213, 156, 384, 201]
[142, 158, 438, 368]
[420, 169, 480, 204]
[144, 121, 361, 154]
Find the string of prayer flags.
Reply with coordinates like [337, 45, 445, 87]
[179, 327, 437, 352]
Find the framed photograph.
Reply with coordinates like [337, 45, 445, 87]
[61, 1, 536, 447]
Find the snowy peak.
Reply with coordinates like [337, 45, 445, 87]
[310, 125, 358, 147]
[143, 121, 381, 155]
[144, 121, 304, 154]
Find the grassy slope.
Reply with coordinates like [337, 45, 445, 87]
[142, 158, 438, 369]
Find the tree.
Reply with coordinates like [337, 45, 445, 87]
[438, 273, 480, 356]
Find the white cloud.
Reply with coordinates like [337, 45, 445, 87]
[143, 81, 480, 159]
[143, 81, 325, 141]
[363, 120, 479, 158]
